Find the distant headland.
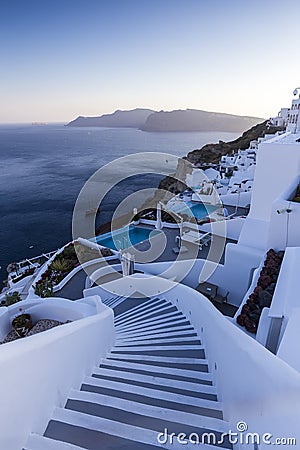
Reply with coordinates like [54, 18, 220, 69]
[67, 109, 155, 129]
[67, 108, 264, 133]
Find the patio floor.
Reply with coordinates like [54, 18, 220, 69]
[131, 226, 237, 265]
[57, 206, 245, 311]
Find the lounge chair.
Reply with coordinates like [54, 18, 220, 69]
[181, 230, 211, 249]
[200, 234, 211, 247]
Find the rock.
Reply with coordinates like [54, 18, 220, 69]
[27, 319, 64, 336]
[0, 319, 69, 344]
[244, 317, 258, 333]
[259, 290, 273, 308]
[1, 329, 21, 344]
[237, 314, 246, 326]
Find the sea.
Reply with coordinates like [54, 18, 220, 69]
[0, 123, 239, 285]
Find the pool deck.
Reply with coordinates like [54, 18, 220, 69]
[131, 225, 237, 265]
[56, 206, 245, 304]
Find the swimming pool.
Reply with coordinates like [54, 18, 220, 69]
[170, 201, 217, 220]
[96, 226, 161, 251]
[189, 202, 218, 220]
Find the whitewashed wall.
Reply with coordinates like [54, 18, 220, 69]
[132, 243, 262, 306]
[239, 135, 300, 250]
[220, 191, 251, 207]
[268, 175, 300, 250]
[166, 281, 300, 450]
[200, 217, 245, 241]
[0, 302, 114, 450]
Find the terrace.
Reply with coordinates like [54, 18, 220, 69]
[52, 204, 246, 314]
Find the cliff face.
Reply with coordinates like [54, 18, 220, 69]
[158, 121, 284, 194]
[67, 108, 155, 128]
[140, 109, 264, 133]
[158, 158, 193, 194]
[186, 120, 282, 164]
[67, 107, 264, 133]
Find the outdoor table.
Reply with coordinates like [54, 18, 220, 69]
[196, 281, 218, 300]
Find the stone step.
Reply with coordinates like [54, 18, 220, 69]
[106, 353, 208, 364]
[115, 303, 175, 326]
[99, 358, 212, 383]
[105, 356, 208, 371]
[105, 296, 123, 307]
[115, 318, 191, 335]
[46, 408, 230, 449]
[115, 337, 201, 346]
[92, 366, 216, 394]
[116, 327, 199, 342]
[111, 343, 204, 353]
[25, 433, 87, 450]
[115, 318, 189, 335]
[66, 389, 230, 441]
[110, 348, 205, 359]
[112, 297, 154, 317]
[82, 376, 221, 411]
[115, 311, 185, 332]
[114, 298, 165, 321]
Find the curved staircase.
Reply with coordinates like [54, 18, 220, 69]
[25, 296, 232, 449]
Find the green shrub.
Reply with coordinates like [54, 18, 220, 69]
[34, 280, 54, 298]
[34, 242, 113, 298]
[3, 291, 21, 306]
[59, 244, 77, 260]
[50, 259, 73, 272]
[292, 184, 300, 202]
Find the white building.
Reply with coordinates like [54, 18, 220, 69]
[269, 107, 289, 128]
[286, 89, 300, 133]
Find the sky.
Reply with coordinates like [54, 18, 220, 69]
[1, 0, 300, 123]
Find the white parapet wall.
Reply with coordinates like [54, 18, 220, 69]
[200, 217, 246, 241]
[0, 296, 114, 450]
[132, 242, 262, 306]
[277, 308, 300, 373]
[174, 285, 300, 449]
[209, 243, 263, 306]
[220, 191, 251, 207]
[266, 248, 300, 371]
[238, 133, 300, 251]
[268, 175, 300, 250]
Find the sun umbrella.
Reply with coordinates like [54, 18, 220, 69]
[155, 202, 162, 230]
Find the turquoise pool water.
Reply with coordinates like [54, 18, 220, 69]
[171, 201, 217, 220]
[189, 202, 218, 220]
[96, 226, 161, 251]
[95, 202, 217, 251]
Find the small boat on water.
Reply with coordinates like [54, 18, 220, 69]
[85, 207, 98, 216]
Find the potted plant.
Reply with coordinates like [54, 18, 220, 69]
[12, 308, 33, 337]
